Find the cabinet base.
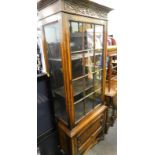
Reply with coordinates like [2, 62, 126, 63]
[57, 105, 108, 155]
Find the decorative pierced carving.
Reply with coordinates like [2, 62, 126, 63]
[37, 0, 58, 10]
[64, 0, 108, 19]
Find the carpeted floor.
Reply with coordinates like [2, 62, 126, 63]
[88, 120, 117, 155]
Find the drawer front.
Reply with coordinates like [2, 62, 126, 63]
[78, 125, 103, 154]
[77, 114, 105, 148]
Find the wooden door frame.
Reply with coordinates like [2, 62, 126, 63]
[62, 12, 108, 128]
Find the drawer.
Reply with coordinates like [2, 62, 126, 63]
[78, 126, 103, 154]
[77, 114, 105, 148]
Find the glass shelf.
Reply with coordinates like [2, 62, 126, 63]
[54, 78, 101, 98]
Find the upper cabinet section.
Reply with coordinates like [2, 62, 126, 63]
[38, 0, 113, 127]
[38, 0, 113, 20]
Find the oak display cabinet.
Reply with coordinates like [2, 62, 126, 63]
[38, 0, 113, 154]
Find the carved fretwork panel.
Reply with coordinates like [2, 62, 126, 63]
[64, 0, 110, 19]
[37, 0, 58, 10]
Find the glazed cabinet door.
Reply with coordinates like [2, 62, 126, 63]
[67, 17, 107, 124]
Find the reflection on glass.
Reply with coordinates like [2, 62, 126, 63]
[48, 61, 63, 89]
[85, 94, 94, 113]
[85, 50, 95, 74]
[44, 22, 60, 59]
[72, 79, 84, 99]
[85, 87, 93, 95]
[75, 101, 85, 122]
[95, 25, 103, 49]
[95, 50, 103, 71]
[72, 51, 95, 80]
[94, 90, 102, 106]
[94, 70, 102, 90]
[85, 76, 93, 90]
[70, 22, 82, 51]
[72, 76, 93, 103]
[84, 23, 94, 49]
[72, 56, 83, 79]
[74, 92, 84, 102]
[44, 22, 68, 124]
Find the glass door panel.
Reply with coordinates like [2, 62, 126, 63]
[94, 89, 102, 107]
[70, 21, 104, 123]
[94, 70, 102, 90]
[85, 94, 94, 113]
[70, 22, 83, 51]
[71, 55, 83, 79]
[95, 50, 103, 71]
[84, 50, 95, 74]
[95, 25, 103, 50]
[83, 23, 94, 49]
[72, 78, 84, 102]
[75, 100, 85, 122]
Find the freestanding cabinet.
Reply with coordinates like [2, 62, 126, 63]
[38, 0, 112, 154]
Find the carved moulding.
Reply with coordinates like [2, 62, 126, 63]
[64, 0, 109, 19]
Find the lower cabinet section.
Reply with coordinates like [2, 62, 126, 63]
[57, 105, 108, 155]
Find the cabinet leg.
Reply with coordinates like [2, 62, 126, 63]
[104, 107, 109, 134]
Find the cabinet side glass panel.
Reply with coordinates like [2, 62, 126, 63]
[44, 21, 68, 124]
